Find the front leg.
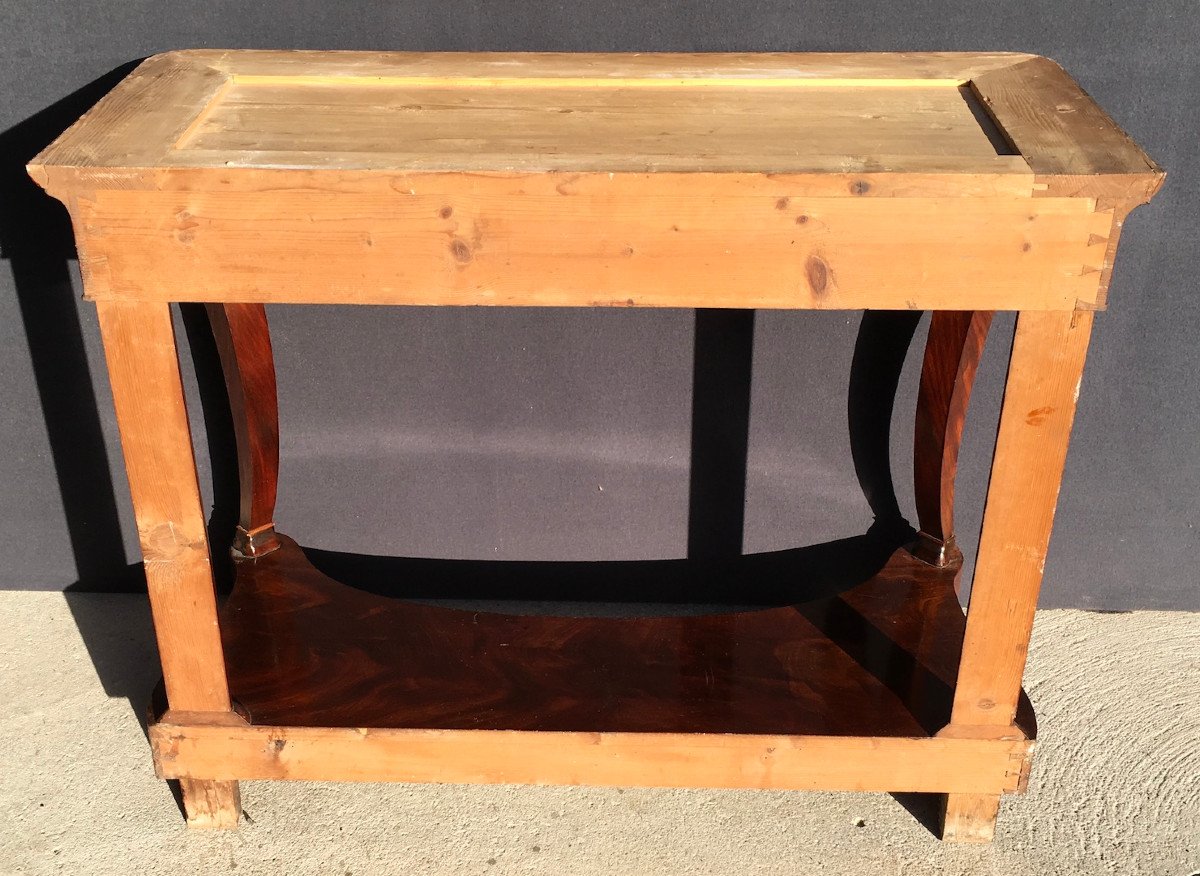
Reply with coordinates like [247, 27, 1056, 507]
[939, 309, 1094, 841]
[179, 779, 242, 829]
[97, 300, 242, 828]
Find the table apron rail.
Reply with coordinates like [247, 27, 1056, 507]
[67, 184, 1117, 310]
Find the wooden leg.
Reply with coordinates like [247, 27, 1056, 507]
[96, 300, 242, 828]
[941, 792, 1001, 843]
[952, 309, 1092, 726]
[206, 303, 281, 558]
[180, 779, 242, 829]
[912, 310, 993, 566]
[937, 309, 1094, 840]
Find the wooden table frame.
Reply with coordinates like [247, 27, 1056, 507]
[30, 51, 1162, 843]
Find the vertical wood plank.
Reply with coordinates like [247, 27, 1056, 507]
[95, 300, 231, 713]
[178, 778, 241, 829]
[951, 309, 1094, 727]
[941, 792, 1001, 843]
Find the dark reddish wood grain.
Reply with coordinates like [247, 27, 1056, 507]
[206, 303, 280, 557]
[220, 536, 1035, 738]
[913, 311, 994, 566]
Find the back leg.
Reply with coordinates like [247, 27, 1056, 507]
[912, 311, 993, 566]
[207, 303, 280, 558]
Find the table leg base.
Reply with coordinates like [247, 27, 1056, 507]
[941, 792, 1000, 843]
[179, 778, 241, 830]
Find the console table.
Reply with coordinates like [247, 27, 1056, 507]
[30, 50, 1162, 842]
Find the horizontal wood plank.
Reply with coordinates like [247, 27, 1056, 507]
[29, 50, 1161, 204]
[151, 716, 1034, 794]
[71, 183, 1114, 309]
[970, 57, 1165, 202]
[173, 81, 1013, 174]
[194, 49, 1034, 81]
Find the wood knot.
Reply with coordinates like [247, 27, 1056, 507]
[173, 209, 199, 245]
[139, 522, 203, 562]
[449, 238, 473, 264]
[775, 197, 789, 210]
[439, 206, 453, 219]
[850, 180, 871, 195]
[806, 255, 830, 297]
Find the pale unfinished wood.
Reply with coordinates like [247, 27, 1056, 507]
[29, 51, 1161, 194]
[150, 715, 1034, 795]
[941, 793, 1002, 843]
[193, 49, 1034, 81]
[951, 309, 1095, 728]
[178, 778, 241, 829]
[28, 50, 1036, 170]
[30, 52, 1159, 311]
[94, 300, 230, 713]
[970, 56, 1165, 202]
[95, 299, 243, 829]
[177, 81, 1012, 172]
[67, 186, 1112, 310]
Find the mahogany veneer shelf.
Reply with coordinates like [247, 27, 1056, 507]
[216, 537, 1037, 738]
[30, 50, 1163, 842]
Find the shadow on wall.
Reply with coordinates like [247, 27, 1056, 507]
[1, 63, 142, 594]
[1, 64, 240, 721]
[3, 63, 937, 834]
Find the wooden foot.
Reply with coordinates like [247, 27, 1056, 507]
[180, 778, 242, 829]
[941, 792, 1000, 843]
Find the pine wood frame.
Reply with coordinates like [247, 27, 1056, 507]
[30, 51, 1162, 842]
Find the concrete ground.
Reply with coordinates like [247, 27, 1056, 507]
[0, 593, 1196, 876]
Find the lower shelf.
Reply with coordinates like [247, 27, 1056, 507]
[216, 535, 1036, 740]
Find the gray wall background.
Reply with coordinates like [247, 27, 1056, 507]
[1, 1, 1195, 609]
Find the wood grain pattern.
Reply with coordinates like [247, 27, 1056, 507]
[178, 778, 241, 829]
[193, 49, 1033, 80]
[95, 300, 243, 828]
[28, 50, 1162, 201]
[206, 303, 280, 558]
[67, 187, 1112, 310]
[151, 718, 1033, 794]
[174, 80, 1011, 172]
[28, 51, 1159, 314]
[913, 311, 994, 565]
[951, 309, 1094, 727]
[941, 792, 1002, 842]
[214, 536, 1039, 739]
[970, 56, 1165, 201]
[94, 300, 230, 713]
[29, 52, 227, 171]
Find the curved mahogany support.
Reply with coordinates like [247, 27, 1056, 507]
[912, 311, 994, 567]
[206, 303, 281, 559]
